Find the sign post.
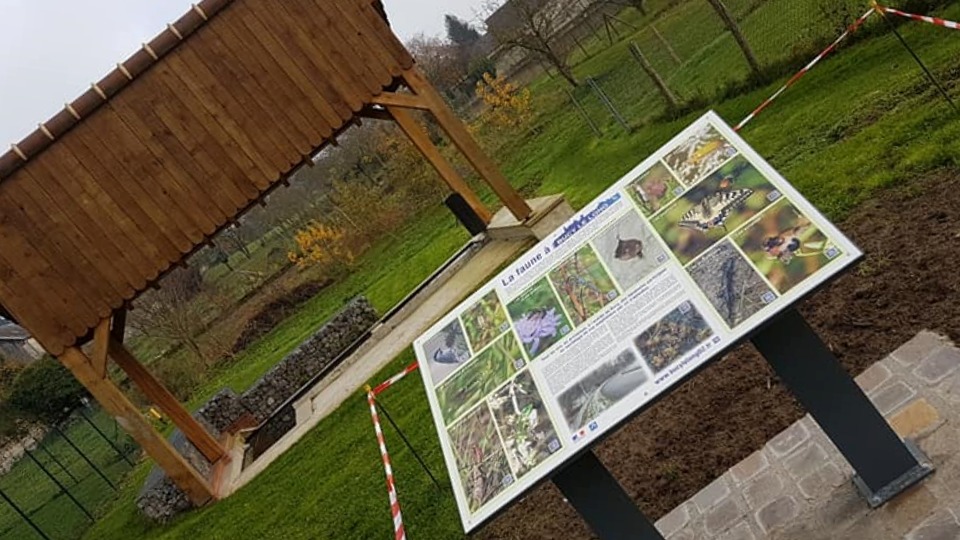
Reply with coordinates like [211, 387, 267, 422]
[413, 111, 932, 535]
[752, 309, 933, 507]
[553, 451, 665, 540]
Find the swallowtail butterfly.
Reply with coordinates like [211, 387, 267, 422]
[679, 188, 753, 232]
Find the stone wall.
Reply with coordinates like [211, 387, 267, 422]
[136, 297, 378, 522]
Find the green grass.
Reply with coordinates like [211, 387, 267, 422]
[75, 0, 960, 538]
[0, 409, 137, 540]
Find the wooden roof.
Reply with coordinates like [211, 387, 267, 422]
[0, 0, 413, 356]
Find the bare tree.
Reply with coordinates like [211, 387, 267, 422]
[129, 267, 213, 365]
[406, 34, 465, 93]
[705, 0, 762, 77]
[485, 0, 579, 87]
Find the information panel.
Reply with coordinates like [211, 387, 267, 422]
[413, 112, 862, 531]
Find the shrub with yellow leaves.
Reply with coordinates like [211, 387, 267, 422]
[475, 72, 533, 130]
[288, 221, 355, 272]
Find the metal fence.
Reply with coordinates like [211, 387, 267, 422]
[0, 406, 138, 540]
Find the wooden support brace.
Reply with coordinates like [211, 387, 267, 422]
[58, 347, 214, 506]
[400, 67, 533, 222]
[369, 91, 430, 111]
[91, 318, 111, 379]
[108, 340, 226, 463]
[387, 106, 493, 224]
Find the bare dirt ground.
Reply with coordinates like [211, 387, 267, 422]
[477, 168, 960, 540]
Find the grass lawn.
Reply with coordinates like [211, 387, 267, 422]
[80, 0, 960, 538]
[0, 409, 137, 540]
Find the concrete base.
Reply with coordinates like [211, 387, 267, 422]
[655, 331, 960, 540]
[487, 194, 574, 241]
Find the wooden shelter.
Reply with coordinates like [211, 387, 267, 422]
[0, 0, 532, 504]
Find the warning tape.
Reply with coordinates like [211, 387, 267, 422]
[367, 390, 407, 540]
[734, 8, 876, 131]
[879, 5, 960, 30]
[371, 361, 419, 396]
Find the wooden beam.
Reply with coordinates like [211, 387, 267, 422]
[369, 91, 430, 111]
[91, 318, 111, 379]
[386, 106, 493, 224]
[58, 347, 214, 506]
[400, 67, 533, 222]
[108, 340, 226, 463]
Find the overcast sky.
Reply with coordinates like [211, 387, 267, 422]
[0, 0, 487, 146]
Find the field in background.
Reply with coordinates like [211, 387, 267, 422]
[71, 0, 960, 538]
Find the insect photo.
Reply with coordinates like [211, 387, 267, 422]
[734, 200, 839, 294]
[625, 162, 683, 217]
[652, 156, 778, 265]
[662, 124, 738, 185]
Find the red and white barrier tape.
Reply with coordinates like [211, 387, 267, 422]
[368, 390, 407, 540]
[734, 8, 876, 131]
[879, 5, 960, 30]
[371, 361, 419, 396]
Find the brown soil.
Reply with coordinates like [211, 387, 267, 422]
[230, 279, 333, 353]
[477, 168, 960, 540]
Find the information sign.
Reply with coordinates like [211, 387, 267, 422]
[413, 111, 862, 531]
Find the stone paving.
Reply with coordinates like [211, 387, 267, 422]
[654, 331, 960, 540]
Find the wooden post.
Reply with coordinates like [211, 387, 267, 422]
[91, 318, 111, 379]
[400, 67, 533, 222]
[387, 106, 493, 224]
[58, 347, 213, 506]
[107, 340, 226, 463]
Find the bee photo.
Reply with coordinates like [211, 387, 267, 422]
[652, 156, 778, 265]
[547, 245, 619, 327]
[625, 162, 683, 217]
[423, 319, 473, 385]
[507, 279, 572, 360]
[734, 200, 839, 294]
[591, 211, 667, 291]
[687, 240, 776, 328]
[662, 124, 738, 185]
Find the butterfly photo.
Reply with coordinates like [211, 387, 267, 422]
[652, 156, 778, 265]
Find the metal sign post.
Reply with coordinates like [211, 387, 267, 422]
[553, 451, 665, 540]
[752, 309, 933, 507]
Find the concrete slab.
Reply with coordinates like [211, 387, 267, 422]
[654, 331, 960, 540]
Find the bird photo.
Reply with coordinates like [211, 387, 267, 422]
[423, 319, 472, 385]
[625, 162, 684, 217]
[593, 211, 667, 291]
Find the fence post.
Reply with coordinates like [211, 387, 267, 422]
[23, 448, 94, 521]
[650, 24, 682, 64]
[78, 408, 135, 467]
[53, 424, 117, 491]
[565, 88, 603, 137]
[629, 42, 681, 111]
[37, 443, 79, 484]
[0, 487, 50, 540]
[586, 77, 632, 133]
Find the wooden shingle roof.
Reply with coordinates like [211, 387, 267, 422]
[0, 0, 412, 356]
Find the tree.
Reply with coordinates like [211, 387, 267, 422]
[129, 267, 214, 365]
[445, 15, 482, 47]
[705, 0, 762, 77]
[485, 0, 580, 87]
[406, 34, 465, 92]
[8, 357, 87, 422]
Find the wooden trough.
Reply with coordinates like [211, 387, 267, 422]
[0, 0, 531, 504]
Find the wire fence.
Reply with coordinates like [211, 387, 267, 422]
[553, 0, 954, 136]
[0, 407, 139, 540]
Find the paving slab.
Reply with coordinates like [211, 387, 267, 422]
[655, 331, 960, 540]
